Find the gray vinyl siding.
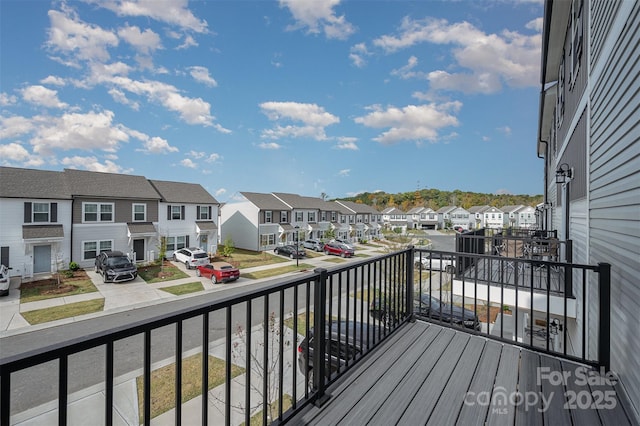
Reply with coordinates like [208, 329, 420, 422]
[589, 0, 640, 414]
[559, 109, 588, 202]
[590, 0, 621, 68]
[72, 198, 159, 224]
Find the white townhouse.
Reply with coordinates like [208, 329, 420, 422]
[516, 205, 536, 229]
[406, 207, 438, 230]
[0, 167, 72, 278]
[538, 0, 640, 409]
[483, 206, 504, 229]
[334, 200, 383, 242]
[500, 205, 526, 229]
[150, 180, 220, 258]
[381, 207, 407, 233]
[449, 207, 471, 230]
[435, 206, 457, 229]
[467, 205, 491, 229]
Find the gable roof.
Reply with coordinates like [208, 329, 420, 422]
[335, 200, 379, 214]
[467, 205, 491, 214]
[382, 207, 405, 215]
[240, 192, 290, 210]
[149, 180, 218, 204]
[435, 206, 457, 214]
[0, 167, 71, 199]
[64, 169, 160, 199]
[500, 205, 525, 213]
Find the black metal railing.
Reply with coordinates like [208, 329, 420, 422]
[0, 251, 410, 426]
[0, 247, 610, 426]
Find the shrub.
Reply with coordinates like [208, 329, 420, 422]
[69, 261, 80, 271]
[63, 270, 75, 278]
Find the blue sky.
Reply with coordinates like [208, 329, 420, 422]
[0, 0, 545, 203]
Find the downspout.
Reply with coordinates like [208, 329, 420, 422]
[537, 0, 553, 230]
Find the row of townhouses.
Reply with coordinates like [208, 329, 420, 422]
[220, 192, 383, 252]
[0, 167, 220, 278]
[382, 204, 537, 232]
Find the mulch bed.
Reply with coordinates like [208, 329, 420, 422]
[20, 270, 90, 295]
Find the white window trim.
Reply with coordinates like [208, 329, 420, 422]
[82, 239, 113, 261]
[265, 211, 272, 223]
[198, 205, 210, 220]
[83, 202, 115, 223]
[33, 202, 50, 223]
[132, 203, 146, 222]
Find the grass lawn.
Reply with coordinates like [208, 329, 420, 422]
[322, 257, 347, 264]
[241, 263, 314, 280]
[136, 353, 245, 422]
[354, 253, 371, 258]
[137, 262, 189, 283]
[244, 395, 293, 426]
[159, 281, 204, 295]
[283, 312, 314, 336]
[20, 270, 98, 303]
[21, 299, 105, 325]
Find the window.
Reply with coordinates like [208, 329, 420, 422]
[133, 204, 146, 222]
[295, 212, 303, 222]
[33, 202, 50, 222]
[340, 215, 346, 224]
[260, 234, 276, 247]
[265, 211, 272, 223]
[280, 211, 288, 223]
[307, 212, 316, 222]
[570, 0, 583, 87]
[331, 212, 337, 222]
[357, 215, 363, 223]
[556, 55, 565, 129]
[321, 212, 327, 221]
[83, 240, 112, 260]
[84, 203, 114, 222]
[166, 236, 187, 251]
[171, 206, 182, 220]
[197, 206, 210, 220]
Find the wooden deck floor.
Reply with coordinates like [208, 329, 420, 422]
[288, 321, 634, 426]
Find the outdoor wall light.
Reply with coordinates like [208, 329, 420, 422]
[555, 163, 572, 184]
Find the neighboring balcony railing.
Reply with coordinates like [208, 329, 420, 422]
[0, 247, 609, 425]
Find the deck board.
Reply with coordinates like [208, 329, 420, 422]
[288, 321, 635, 426]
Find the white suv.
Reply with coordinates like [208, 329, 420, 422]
[0, 264, 10, 296]
[173, 247, 209, 269]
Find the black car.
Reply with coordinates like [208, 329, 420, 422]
[370, 294, 480, 331]
[94, 251, 138, 283]
[274, 244, 306, 259]
[297, 321, 381, 389]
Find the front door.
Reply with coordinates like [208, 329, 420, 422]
[133, 239, 145, 262]
[199, 234, 208, 252]
[33, 245, 51, 273]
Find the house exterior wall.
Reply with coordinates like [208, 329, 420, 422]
[587, 0, 640, 413]
[0, 198, 72, 277]
[220, 201, 260, 251]
[73, 223, 131, 268]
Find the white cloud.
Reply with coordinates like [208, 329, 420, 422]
[354, 102, 461, 145]
[86, 0, 208, 33]
[349, 43, 370, 68]
[526, 17, 544, 32]
[46, 8, 119, 64]
[338, 169, 350, 177]
[391, 56, 427, 80]
[258, 142, 282, 150]
[215, 188, 227, 197]
[180, 158, 197, 168]
[117, 25, 162, 54]
[260, 101, 339, 141]
[135, 135, 179, 154]
[26, 110, 130, 155]
[21, 85, 68, 109]
[206, 153, 221, 162]
[280, 0, 355, 40]
[374, 17, 541, 93]
[497, 125, 512, 136]
[61, 156, 130, 173]
[0, 93, 17, 106]
[0, 115, 35, 139]
[335, 136, 358, 150]
[189, 66, 218, 87]
[0, 142, 32, 163]
[40, 76, 66, 86]
[108, 88, 140, 110]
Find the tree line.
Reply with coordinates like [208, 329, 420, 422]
[336, 189, 543, 212]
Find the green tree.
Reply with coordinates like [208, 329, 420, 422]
[221, 236, 235, 257]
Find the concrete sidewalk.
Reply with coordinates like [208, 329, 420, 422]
[0, 244, 388, 425]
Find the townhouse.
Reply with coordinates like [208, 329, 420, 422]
[406, 206, 438, 230]
[381, 207, 407, 232]
[333, 200, 383, 241]
[0, 167, 220, 276]
[467, 205, 491, 229]
[537, 0, 640, 412]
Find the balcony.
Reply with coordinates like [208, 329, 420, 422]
[0, 248, 636, 425]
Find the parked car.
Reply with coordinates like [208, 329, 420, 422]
[274, 245, 307, 259]
[0, 264, 10, 296]
[333, 238, 355, 249]
[370, 294, 480, 330]
[94, 251, 138, 283]
[173, 247, 209, 269]
[303, 239, 324, 252]
[297, 321, 381, 389]
[323, 242, 355, 258]
[196, 261, 240, 284]
[453, 225, 465, 232]
[414, 253, 456, 272]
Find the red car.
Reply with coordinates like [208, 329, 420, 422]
[323, 242, 355, 258]
[196, 262, 240, 284]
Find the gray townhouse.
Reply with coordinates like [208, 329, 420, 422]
[537, 0, 640, 415]
[0, 167, 220, 276]
[467, 205, 491, 229]
[406, 206, 438, 230]
[334, 200, 383, 241]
